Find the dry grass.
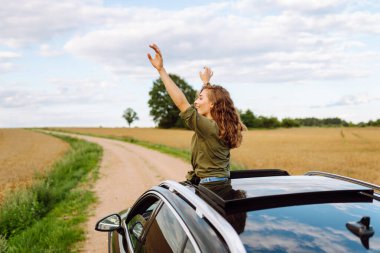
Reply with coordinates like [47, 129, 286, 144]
[233, 128, 380, 185]
[0, 129, 69, 201]
[57, 127, 380, 185]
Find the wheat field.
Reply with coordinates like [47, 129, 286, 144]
[233, 128, 380, 185]
[59, 127, 380, 185]
[0, 129, 69, 201]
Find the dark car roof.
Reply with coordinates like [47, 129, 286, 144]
[196, 175, 375, 213]
[189, 173, 380, 252]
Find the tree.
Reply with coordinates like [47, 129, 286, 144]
[296, 117, 322, 127]
[240, 109, 256, 128]
[260, 116, 281, 129]
[123, 108, 139, 127]
[148, 74, 197, 128]
[281, 118, 300, 128]
[322, 117, 348, 126]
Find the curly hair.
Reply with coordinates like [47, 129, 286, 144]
[201, 84, 246, 148]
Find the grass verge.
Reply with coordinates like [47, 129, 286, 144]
[44, 128, 245, 170]
[0, 134, 102, 253]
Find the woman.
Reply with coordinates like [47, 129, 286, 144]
[148, 44, 245, 184]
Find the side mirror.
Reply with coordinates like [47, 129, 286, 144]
[131, 222, 144, 239]
[95, 214, 121, 232]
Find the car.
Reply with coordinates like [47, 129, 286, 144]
[95, 169, 380, 253]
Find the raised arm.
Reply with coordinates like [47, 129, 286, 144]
[147, 44, 190, 113]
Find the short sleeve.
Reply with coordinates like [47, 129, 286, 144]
[179, 105, 217, 137]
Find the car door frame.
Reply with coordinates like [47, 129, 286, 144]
[124, 192, 163, 253]
[125, 190, 201, 253]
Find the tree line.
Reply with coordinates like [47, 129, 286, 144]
[239, 109, 380, 129]
[123, 74, 380, 129]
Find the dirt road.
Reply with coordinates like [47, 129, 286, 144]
[52, 132, 190, 252]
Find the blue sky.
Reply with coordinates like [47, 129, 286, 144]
[1, 0, 380, 128]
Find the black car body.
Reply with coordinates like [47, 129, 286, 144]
[96, 170, 380, 253]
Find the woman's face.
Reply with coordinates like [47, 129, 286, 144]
[194, 89, 214, 118]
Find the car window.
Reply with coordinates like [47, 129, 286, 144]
[127, 196, 160, 250]
[140, 203, 189, 253]
[183, 238, 196, 253]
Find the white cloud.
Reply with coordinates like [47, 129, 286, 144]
[38, 44, 63, 57]
[242, 213, 357, 252]
[232, 0, 347, 14]
[49, 77, 114, 89]
[0, 78, 115, 108]
[1, 0, 379, 82]
[0, 106, 124, 128]
[313, 94, 380, 108]
[62, 1, 380, 83]
[0, 51, 21, 72]
[0, 0, 111, 47]
[232, 0, 380, 17]
[329, 94, 380, 107]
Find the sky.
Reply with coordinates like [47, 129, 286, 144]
[1, 0, 380, 128]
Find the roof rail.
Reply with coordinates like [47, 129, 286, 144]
[230, 169, 289, 179]
[159, 180, 246, 253]
[305, 171, 380, 193]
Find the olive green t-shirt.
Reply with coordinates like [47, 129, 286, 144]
[179, 105, 230, 180]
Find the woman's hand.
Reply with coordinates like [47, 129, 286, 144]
[199, 66, 213, 85]
[147, 44, 164, 71]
